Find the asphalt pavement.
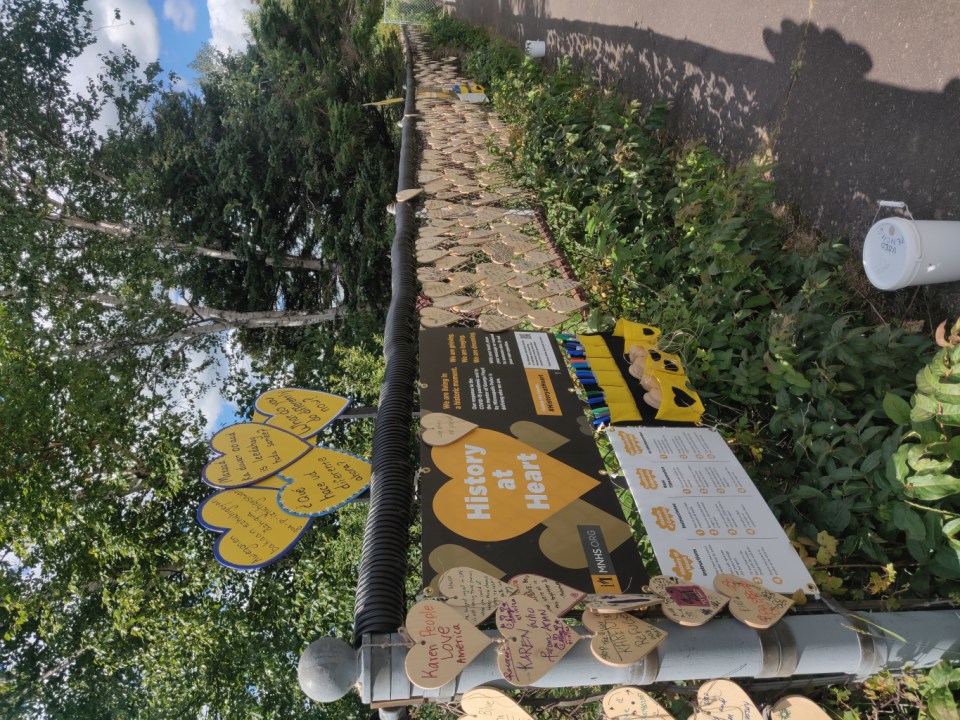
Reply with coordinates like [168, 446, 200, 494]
[447, 0, 960, 319]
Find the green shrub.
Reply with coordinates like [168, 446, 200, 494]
[471, 52, 952, 596]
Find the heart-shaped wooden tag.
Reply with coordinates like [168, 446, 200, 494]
[713, 574, 794, 628]
[438, 566, 517, 624]
[420, 307, 462, 328]
[404, 600, 494, 689]
[582, 611, 667, 667]
[276, 446, 371, 517]
[461, 687, 533, 720]
[548, 295, 588, 314]
[431, 428, 600, 542]
[432, 294, 473, 309]
[496, 595, 579, 685]
[769, 696, 831, 720]
[203, 423, 310, 488]
[647, 576, 727, 627]
[455, 297, 492, 313]
[527, 309, 570, 329]
[421, 413, 478, 446]
[253, 388, 350, 439]
[603, 687, 676, 719]
[198, 483, 312, 569]
[396, 188, 423, 202]
[508, 573, 585, 616]
[584, 594, 662, 614]
[479, 314, 521, 333]
[694, 679, 760, 720]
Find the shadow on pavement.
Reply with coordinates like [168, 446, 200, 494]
[454, 2, 960, 317]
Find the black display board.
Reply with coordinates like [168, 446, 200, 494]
[419, 328, 647, 593]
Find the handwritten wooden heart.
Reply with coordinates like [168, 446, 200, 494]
[276, 446, 370, 517]
[581, 611, 667, 667]
[769, 696, 831, 720]
[438, 566, 517, 624]
[403, 600, 494, 689]
[647, 576, 727, 627]
[203, 423, 311, 488]
[197, 484, 312, 570]
[496, 595, 579, 685]
[584, 594, 662, 614]
[253, 388, 350, 438]
[432, 429, 600, 542]
[693, 679, 760, 720]
[460, 687, 533, 720]
[421, 413, 478, 446]
[603, 687, 676, 719]
[509, 573, 585, 616]
[713, 574, 794, 629]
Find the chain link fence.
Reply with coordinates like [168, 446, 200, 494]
[383, 0, 440, 25]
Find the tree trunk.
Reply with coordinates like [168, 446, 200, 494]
[46, 212, 333, 272]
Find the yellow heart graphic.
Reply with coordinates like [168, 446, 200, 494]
[431, 429, 599, 542]
[253, 388, 350, 438]
[276, 446, 371, 517]
[197, 483, 312, 570]
[203, 423, 311, 488]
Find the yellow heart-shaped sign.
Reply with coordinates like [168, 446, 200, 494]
[197, 483, 312, 570]
[253, 388, 350, 438]
[431, 429, 599, 542]
[276, 446, 371, 517]
[203, 423, 311, 488]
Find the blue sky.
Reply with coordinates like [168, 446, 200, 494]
[148, 0, 212, 83]
[71, 1, 260, 432]
[73, 0, 257, 94]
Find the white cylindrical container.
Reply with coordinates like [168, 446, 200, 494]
[862, 216, 960, 290]
[525, 40, 546, 58]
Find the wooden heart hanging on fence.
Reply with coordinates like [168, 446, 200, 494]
[495, 595, 579, 685]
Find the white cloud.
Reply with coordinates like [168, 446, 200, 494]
[207, 0, 255, 53]
[68, 0, 161, 127]
[163, 0, 197, 33]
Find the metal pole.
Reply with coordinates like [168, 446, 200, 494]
[352, 609, 960, 705]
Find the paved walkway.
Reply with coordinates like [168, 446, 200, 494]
[448, 0, 960, 315]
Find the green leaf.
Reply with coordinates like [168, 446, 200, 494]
[911, 393, 940, 422]
[892, 503, 926, 541]
[926, 687, 960, 720]
[904, 473, 960, 501]
[943, 517, 960, 540]
[929, 545, 960, 580]
[882, 392, 912, 425]
[791, 485, 827, 501]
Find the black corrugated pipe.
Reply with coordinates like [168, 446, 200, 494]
[353, 25, 419, 644]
